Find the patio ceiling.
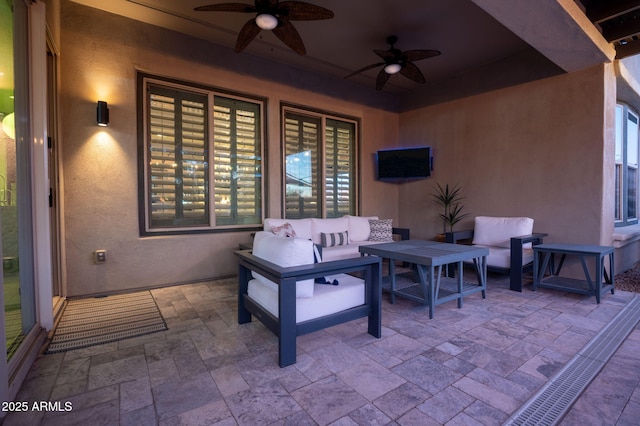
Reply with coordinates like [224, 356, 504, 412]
[69, 0, 627, 105]
[581, 0, 640, 59]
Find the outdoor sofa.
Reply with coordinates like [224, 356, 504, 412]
[264, 215, 409, 261]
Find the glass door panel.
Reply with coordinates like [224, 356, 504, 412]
[2, 0, 36, 360]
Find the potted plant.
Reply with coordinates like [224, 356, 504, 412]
[432, 182, 469, 239]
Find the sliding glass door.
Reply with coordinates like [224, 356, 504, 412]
[1, 0, 37, 362]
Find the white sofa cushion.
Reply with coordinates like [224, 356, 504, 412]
[311, 217, 349, 245]
[264, 218, 313, 240]
[247, 273, 364, 323]
[251, 231, 315, 298]
[472, 216, 534, 249]
[475, 245, 535, 268]
[346, 215, 379, 242]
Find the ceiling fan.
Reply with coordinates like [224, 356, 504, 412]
[345, 36, 441, 91]
[194, 1, 334, 55]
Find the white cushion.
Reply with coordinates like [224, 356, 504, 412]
[475, 245, 535, 268]
[472, 216, 534, 249]
[311, 217, 349, 245]
[264, 218, 313, 240]
[247, 273, 365, 323]
[321, 244, 360, 261]
[346, 215, 379, 242]
[251, 231, 314, 298]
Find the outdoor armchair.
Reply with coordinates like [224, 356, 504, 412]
[236, 231, 382, 367]
[445, 216, 547, 292]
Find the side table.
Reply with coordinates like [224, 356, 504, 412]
[533, 243, 614, 303]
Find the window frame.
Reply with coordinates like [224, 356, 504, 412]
[615, 102, 639, 227]
[137, 73, 267, 236]
[280, 103, 360, 219]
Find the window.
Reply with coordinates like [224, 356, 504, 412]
[615, 103, 639, 226]
[282, 105, 357, 219]
[140, 75, 264, 234]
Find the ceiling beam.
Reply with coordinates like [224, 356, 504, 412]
[602, 16, 640, 42]
[470, 0, 615, 72]
[586, 0, 640, 24]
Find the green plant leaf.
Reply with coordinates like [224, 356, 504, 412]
[431, 182, 467, 233]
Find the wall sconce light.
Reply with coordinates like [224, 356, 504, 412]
[97, 101, 109, 126]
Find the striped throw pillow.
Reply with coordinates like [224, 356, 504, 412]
[321, 231, 349, 247]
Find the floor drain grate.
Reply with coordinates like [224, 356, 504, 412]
[505, 296, 640, 426]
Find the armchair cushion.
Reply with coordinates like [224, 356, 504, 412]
[247, 273, 364, 323]
[475, 246, 535, 268]
[251, 232, 315, 298]
[472, 216, 534, 249]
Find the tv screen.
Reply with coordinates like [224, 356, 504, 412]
[377, 147, 432, 179]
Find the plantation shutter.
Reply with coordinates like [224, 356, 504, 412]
[213, 97, 262, 225]
[284, 113, 322, 218]
[148, 86, 208, 228]
[325, 119, 355, 218]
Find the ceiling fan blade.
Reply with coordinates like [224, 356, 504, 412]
[374, 49, 395, 61]
[194, 3, 256, 13]
[403, 49, 441, 62]
[400, 61, 426, 84]
[279, 1, 334, 20]
[344, 62, 385, 79]
[376, 69, 390, 91]
[234, 19, 262, 52]
[272, 18, 306, 55]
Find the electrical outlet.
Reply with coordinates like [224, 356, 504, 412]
[95, 250, 107, 264]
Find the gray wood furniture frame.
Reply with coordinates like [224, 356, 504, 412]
[533, 243, 615, 303]
[236, 250, 382, 367]
[359, 240, 489, 319]
[445, 230, 547, 292]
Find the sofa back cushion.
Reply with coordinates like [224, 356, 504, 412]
[472, 216, 534, 249]
[346, 215, 379, 242]
[251, 231, 315, 298]
[264, 218, 313, 240]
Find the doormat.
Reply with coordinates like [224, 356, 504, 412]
[45, 290, 167, 354]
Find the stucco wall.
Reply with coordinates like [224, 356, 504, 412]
[397, 65, 614, 250]
[59, 3, 400, 296]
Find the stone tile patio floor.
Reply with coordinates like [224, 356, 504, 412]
[3, 272, 640, 426]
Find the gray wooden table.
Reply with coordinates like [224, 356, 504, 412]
[359, 240, 489, 319]
[533, 243, 615, 303]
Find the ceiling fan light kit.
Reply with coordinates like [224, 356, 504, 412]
[384, 63, 402, 75]
[255, 13, 278, 30]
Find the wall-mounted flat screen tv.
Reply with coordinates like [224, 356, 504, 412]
[376, 146, 432, 179]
